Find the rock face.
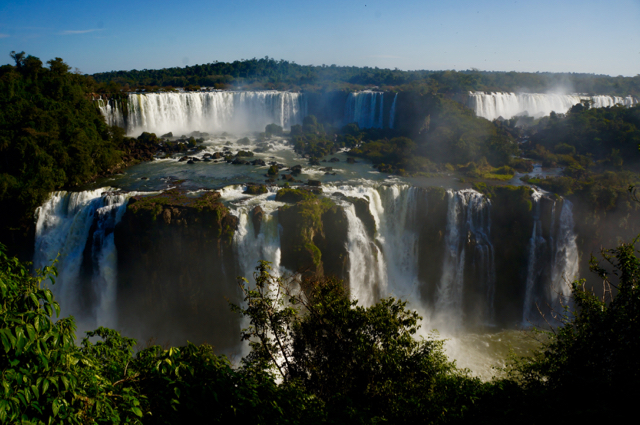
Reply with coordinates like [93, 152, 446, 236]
[278, 194, 349, 280]
[114, 189, 240, 351]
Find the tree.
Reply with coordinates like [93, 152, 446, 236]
[501, 238, 640, 421]
[232, 261, 483, 423]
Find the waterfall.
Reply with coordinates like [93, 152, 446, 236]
[522, 189, 545, 324]
[32, 183, 581, 338]
[325, 184, 423, 307]
[96, 97, 125, 128]
[344, 91, 385, 128]
[33, 189, 136, 330]
[468, 92, 638, 121]
[229, 191, 285, 282]
[434, 190, 494, 329]
[521, 193, 579, 325]
[549, 200, 579, 314]
[98, 91, 307, 136]
[389, 93, 398, 129]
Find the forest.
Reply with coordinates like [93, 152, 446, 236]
[1, 237, 638, 423]
[2, 52, 640, 423]
[91, 57, 640, 96]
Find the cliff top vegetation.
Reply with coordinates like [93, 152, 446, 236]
[91, 57, 640, 96]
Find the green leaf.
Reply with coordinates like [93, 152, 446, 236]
[132, 407, 143, 417]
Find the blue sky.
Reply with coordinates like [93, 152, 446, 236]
[1, 0, 638, 76]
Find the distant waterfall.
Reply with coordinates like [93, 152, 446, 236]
[33, 189, 136, 330]
[433, 190, 494, 329]
[469, 92, 638, 121]
[344, 91, 385, 128]
[98, 91, 307, 136]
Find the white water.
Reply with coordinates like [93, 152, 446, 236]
[549, 200, 579, 317]
[33, 183, 580, 378]
[96, 97, 126, 128]
[344, 91, 385, 128]
[469, 92, 638, 121]
[100, 91, 307, 136]
[33, 189, 137, 331]
[433, 190, 495, 330]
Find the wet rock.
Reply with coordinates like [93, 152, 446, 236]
[346, 157, 356, 164]
[252, 159, 266, 166]
[307, 180, 321, 187]
[179, 156, 189, 162]
[329, 157, 340, 162]
[187, 160, 195, 164]
[251, 205, 264, 237]
[244, 184, 268, 195]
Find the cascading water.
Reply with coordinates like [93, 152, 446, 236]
[228, 187, 286, 281]
[96, 97, 126, 128]
[433, 190, 495, 330]
[521, 193, 579, 325]
[98, 91, 307, 136]
[344, 91, 385, 128]
[549, 200, 579, 315]
[468, 92, 638, 121]
[522, 188, 545, 324]
[33, 189, 137, 330]
[32, 182, 582, 378]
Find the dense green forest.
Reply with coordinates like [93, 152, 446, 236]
[91, 57, 640, 95]
[0, 53, 156, 257]
[2, 236, 638, 424]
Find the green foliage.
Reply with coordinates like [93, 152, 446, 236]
[527, 104, 640, 170]
[275, 188, 317, 203]
[496, 239, 640, 420]
[0, 245, 143, 424]
[0, 53, 139, 254]
[233, 262, 484, 423]
[90, 57, 640, 96]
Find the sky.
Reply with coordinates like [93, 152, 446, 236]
[0, 0, 639, 76]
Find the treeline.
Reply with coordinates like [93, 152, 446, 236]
[2, 236, 638, 424]
[91, 57, 640, 95]
[520, 103, 640, 204]
[0, 52, 158, 257]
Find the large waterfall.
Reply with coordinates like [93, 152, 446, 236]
[468, 92, 638, 121]
[33, 184, 580, 361]
[97, 91, 307, 136]
[33, 189, 140, 331]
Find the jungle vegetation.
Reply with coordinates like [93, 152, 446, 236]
[91, 57, 640, 96]
[1, 235, 638, 423]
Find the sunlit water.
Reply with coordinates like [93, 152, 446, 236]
[63, 132, 566, 380]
